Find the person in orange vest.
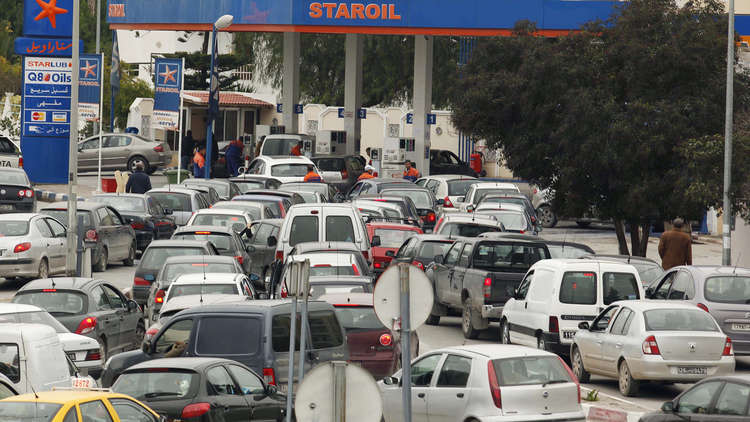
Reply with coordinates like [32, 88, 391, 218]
[303, 165, 322, 182]
[403, 160, 420, 182]
[290, 141, 303, 156]
[193, 144, 207, 178]
[358, 165, 375, 180]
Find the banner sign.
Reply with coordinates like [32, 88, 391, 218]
[14, 37, 82, 57]
[22, 56, 72, 138]
[152, 57, 183, 130]
[78, 53, 102, 122]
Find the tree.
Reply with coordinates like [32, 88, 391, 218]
[449, 0, 750, 256]
[168, 51, 247, 91]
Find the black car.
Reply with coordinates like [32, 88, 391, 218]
[311, 155, 364, 192]
[0, 168, 34, 213]
[12, 277, 143, 364]
[392, 234, 457, 271]
[429, 149, 480, 177]
[172, 225, 252, 276]
[345, 178, 415, 200]
[380, 186, 440, 232]
[39, 201, 137, 272]
[639, 375, 750, 421]
[245, 219, 283, 286]
[230, 175, 282, 192]
[182, 179, 241, 201]
[112, 357, 286, 422]
[91, 193, 177, 251]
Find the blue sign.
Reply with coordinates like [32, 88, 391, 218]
[22, 56, 72, 139]
[24, 0, 73, 37]
[358, 108, 366, 119]
[79, 54, 102, 122]
[294, 104, 303, 114]
[153, 57, 183, 130]
[14, 37, 82, 57]
[406, 113, 413, 124]
[427, 113, 436, 125]
[276, 103, 282, 113]
[337, 107, 344, 118]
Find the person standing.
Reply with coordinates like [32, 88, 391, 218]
[125, 163, 152, 194]
[403, 160, 420, 182]
[193, 145, 207, 178]
[358, 165, 375, 180]
[180, 130, 194, 171]
[303, 165, 322, 182]
[291, 140, 303, 156]
[225, 139, 244, 177]
[658, 218, 693, 270]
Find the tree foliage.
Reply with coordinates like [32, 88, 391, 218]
[450, 0, 750, 256]
[168, 51, 249, 91]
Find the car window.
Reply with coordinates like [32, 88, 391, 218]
[458, 244, 473, 267]
[653, 272, 675, 299]
[272, 314, 301, 352]
[206, 366, 240, 395]
[516, 271, 533, 300]
[713, 382, 750, 415]
[308, 310, 344, 349]
[92, 286, 112, 310]
[609, 308, 632, 335]
[559, 272, 597, 305]
[46, 218, 66, 237]
[602, 272, 640, 305]
[644, 309, 719, 332]
[325, 216, 355, 243]
[148, 192, 192, 212]
[411, 354, 442, 387]
[0, 344, 20, 382]
[704, 276, 750, 304]
[417, 241, 453, 261]
[34, 220, 53, 237]
[97, 207, 114, 225]
[102, 285, 125, 309]
[290, 215, 319, 246]
[62, 407, 77, 422]
[0, 382, 15, 399]
[396, 238, 416, 258]
[107, 208, 125, 225]
[436, 355, 471, 388]
[425, 180, 440, 194]
[443, 242, 462, 266]
[227, 365, 265, 395]
[80, 400, 113, 422]
[196, 317, 261, 356]
[676, 381, 722, 414]
[0, 139, 15, 154]
[108, 398, 157, 422]
[252, 223, 273, 246]
[590, 305, 619, 332]
[155, 319, 194, 355]
[667, 271, 694, 300]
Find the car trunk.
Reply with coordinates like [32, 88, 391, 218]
[707, 302, 750, 340]
[345, 328, 391, 359]
[371, 246, 395, 271]
[0, 185, 29, 208]
[141, 397, 195, 420]
[485, 272, 525, 305]
[654, 332, 726, 361]
[500, 382, 580, 416]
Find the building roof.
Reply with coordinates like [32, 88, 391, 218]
[182, 90, 274, 108]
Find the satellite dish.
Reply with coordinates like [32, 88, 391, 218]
[295, 362, 382, 422]
[373, 264, 434, 331]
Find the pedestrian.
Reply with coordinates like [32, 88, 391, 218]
[291, 140, 303, 156]
[225, 139, 244, 177]
[180, 130, 194, 171]
[125, 162, 152, 194]
[358, 165, 375, 180]
[403, 160, 420, 182]
[303, 165, 322, 182]
[210, 133, 219, 166]
[658, 218, 692, 270]
[193, 144, 207, 178]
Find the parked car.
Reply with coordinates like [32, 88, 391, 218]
[433, 213, 504, 237]
[288, 241, 372, 276]
[459, 182, 521, 209]
[12, 277, 143, 363]
[415, 174, 477, 209]
[132, 240, 218, 306]
[144, 294, 242, 342]
[378, 344, 585, 422]
[182, 178, 241, 200]
[258, 133, 314, 156]
[352, 200, 407, 223]
[166, 183, 220, 205]
[358, 194, 422, 228]
[246, 219, 283, 285]
[478, 193, 540, 226]
[475, 204, 538, 235]
[0, 168, 34, 213]
[112, 357, 285, 422]
[280, 181, 340, 202]
[230, 175, 283, 191]
[501, 259, 644, 354]
[91, 193, 176, 251]
[0, 390, 163, 421]
[305, 275, 374, 299]
[346, 178, 414, 200]
[186, 208, 253, 230]
[211, 200, 276, 221]
[0, 213, 68, 279]
[245, 155, 323, 183]
[571, 301, 734, 396]
[78, 133, 171, 173]
[392, 234, 457, 271]
[232, 194, 292, 218]
[311, 155, 364, 192]
[39, 201, 136, 272]
[428, 149, 481, 177]
[380, 186, 440, 232]
[0, 136, 22, 168]
[166, 273, 256, 302]
[172, 225, 252, 274]
[147, 187, 210, 226]
[583, 254, 663, 286]
[366, 222, 424, 275]
[101, 300, 348, 391]
[639, 375, 750, 421]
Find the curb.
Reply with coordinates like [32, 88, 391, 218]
[35, 189, 87, 203]
[583, 403, 645, 422]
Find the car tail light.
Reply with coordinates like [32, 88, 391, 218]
[130, 221, 145, 230]
[487, 361, 502, 409]
[280, 284, 288, 298]
[17, 189, 33, 198]
[483, 277, 492, 298]
[276, 250, 284, 260]
[362, 250, 369, 260]
[17, 190, 24, 197]
[374, 262, 383, 269]
[723, 337, 734, 356]
[42, 289, 57, 292]
[519, 230, 525, 234]
[13, 242, 31, 253]
[427, 212, 435, 223]
[181, 403, 211, 419]
[379, 333, 392, 347]
[153, 144, 164, 152]
[145, 327, 158, 341]
[134, 277, 150, 286]
[697, 303, 709, 312]
[443, 196, 453, 208]
[341, 169, 349, 179]
[263, 368, 276, 385]
[85, 229, 98, 242]
[85, 350, 101, 361]
[548, 316, 559, 334]
[352, 264, 360, 276]
[411, 260, 424, 271]
[75, 316, 97, 335]
[557, 356, 580, 403]
[235, 256, 244, 265]
[18, 157, 22, 168]
[434, 217, 444, 230]
[155, 289, 166, 304]
[642, 335, 661, 355]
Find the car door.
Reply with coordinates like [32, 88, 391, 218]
[506, 271, 533, 345]
[381, 353, 441, 422]
[77, 138, 100, 170]
[95, 207, 116, 260]
[434, 242, 462, 306]
[102, 284, 138, 350]
[89, 285, 121, 350]
[226, 364, 281, 421]
[34, 218, 65, 273]
[427, 354, 473, 422]
[451, 243, 473, 304]
[205, 365, 253, 422]
[670, 381, 725, 422]
[43, 217, 68, 273]
[578, 305, 620, 373]
[649, 271, 677, 299]
[103, 135, 131, 168]
[107, 207, 132, 258]
[600, 307, 634, 376]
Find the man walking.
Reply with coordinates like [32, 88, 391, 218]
[125, 163, 152, 194]
[180, 130, 194, 171]
[658, 218, 692, 270]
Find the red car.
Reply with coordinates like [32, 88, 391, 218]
[319, 292, 418, 379]
[366, 222, 423, 276]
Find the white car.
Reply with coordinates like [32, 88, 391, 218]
[244, 155, 323, 183]
[459, 182, 521, 210]
[352, 199, 406, 223]
[0, 137, 22, 168]
[186, 208, 253, 230]
[166, 272, 256, 303]
[0, 304, 102, 376]
[415, 174, 477, 209]
[378, 344, 585, 422]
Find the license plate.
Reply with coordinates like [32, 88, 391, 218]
[732, 323, 750, 331]
[562, 330, 577, 339]
[0, 205, 13, 210]
[677, 367, 707, 375]
[71, 377, 92, 389]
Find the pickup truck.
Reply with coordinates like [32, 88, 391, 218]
[425, 235, 550, 339]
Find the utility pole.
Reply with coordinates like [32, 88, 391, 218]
[93, 0, 100, 138]
[723, 0, 735, 266]
[66, 0, 80, 275]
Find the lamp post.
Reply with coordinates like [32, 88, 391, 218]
[205, 14, 233, 179]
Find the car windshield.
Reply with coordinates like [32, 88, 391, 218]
[481, 197, 526, 207]
[478, 211, 527, 231]
[308, 283, 368, 299]
[382, 190, 432, 209]
[13, 291, 86, 315]
[185, 182, 229, 197]
[547, 245, 592, 259]
[475, 189, 518, 204]
[234, 180, 265, 192]
[491, 356, 573, 386]
[148, 192, 191, 212]
[162, 262, 237, 283]
[0, 221, 29, 236]
[442, 223, 501, 237]
[0, 172, 28, 186]
[447, 179, 476, 196]
[168, 284, 238, 300]
[141, 247, 206, 271]
[281, 183, 327, 196]
[191, 214, 247, 228]
[310, 265, 357, 277]
[417, 241, 454, 260]
[271, 164, 309, 177]
[374, 228, 414, 248]
[39, 210, 92, 227]
[262, 138, 304, 155]
[0, 403, 61, 422]
[212, 203, 262, 220]
[704, 276, 750, 304]
[91, 196, 146, 212]
[113, 369, 198, 401]
[314, 158, 345, 171]
[0, 311, 69, 333]
[473, 242, 548, 272]
[174, 233, 233, 252]
[644, 309, 719, 331]
[334, 306, 384, 331]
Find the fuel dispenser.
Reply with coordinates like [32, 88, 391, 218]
[316, 130, 346, 155]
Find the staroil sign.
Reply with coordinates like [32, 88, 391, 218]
[308, 2, 402, 20]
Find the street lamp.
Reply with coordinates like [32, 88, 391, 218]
[205, 14, 233, 179]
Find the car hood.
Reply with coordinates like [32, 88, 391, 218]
[58, 332, 99, 350]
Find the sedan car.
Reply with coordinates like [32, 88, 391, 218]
[380, 187, 440, 232]
[244, 155, 323, 183]
[112, 357, 285, 422]
[166, 183, 220, 205]
[230, 175, 283, 192]
[166, 273, 255, 302]
[433, 213, 504, 237]
[0, 168, 34, 213]
[182, 178, 241, 201]
[416, 174, 477, 209]
[346, 178, 414, 200]
[478, 193, 539, 225]
[310, 155, 364, 192]
[172, 225, 251, 275]
[0, 391, 164, 422]
[357, 194, 422, 228]
[12, 277, 144, 363]
[186, 208, 253, 231]
[366, 222, 423, 275]
[144, 294, 242, 341]
[91, 193, 176, 251]
[211, 200, 276, 221]
[147, 187, 210, 226]
[78, 133, 171, 173]
[0, 213, 68, 280]
[475, 204, 537, 235]
[378, 344, 585, 422]
[39, 201, 136, 272]
[571, 300, 735, 396]
[639, 375, 750, 421]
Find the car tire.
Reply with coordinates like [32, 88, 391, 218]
[95, 248, 107, 272]
[500, 319, 511, 344]
[461, 302, 480, 339]
[128, 156, 150, 173]
[133, 319, 145, 349]
[37, 258, 49, 279]
[618, 360, 640, 397]
[537, 205, 557, 228]
[123, 243, 135, 266]
[425, 313, 440, 326]
[572, 346, 590, 383]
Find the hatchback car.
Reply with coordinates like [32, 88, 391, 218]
[415, 174, 477, 209]
[166, 273, 256, 302]
[12, 277, 143, 363]
[112, 357, 285, 422]
[232, 194, 289, 218]
[640, 375, 750, 421]
[475, 205, 537, 235]
[392, 234, 457, 272]
[433, 213, 504, 237]
[78, 133, 171, 173]
[0, 168, 34, 213]
[144, 294, 242, 342]
[172, 225, 252, 274]
[366, 222, 424, 275]
[583, 254, 662, 286]
[186, 208, 253, 231]
[182, 178, 241, 201]
[346, 178, 414, 200]
[279, 181, 340, 203]
[91, 193, 176, 251]
[166, 183, 220, 205]
[245, 155, 323, 183]
[147, 187, 210, 226]
[305, 275, 374, 299]
[0, 213, 68, 280]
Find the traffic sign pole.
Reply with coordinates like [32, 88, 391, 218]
[297, 261, 310, 383]
[399, 262, 412, 422]
[66, 0, 80, 275]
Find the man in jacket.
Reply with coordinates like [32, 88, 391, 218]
[358, 165, 375, 180]
[403, 160, 420, 182]
[225, 139, 244, 177]
[125, 163, 152, 194]
[658, 218, 692, 270]
[193, 145, 207, 178]
[303, 165, 322, 182]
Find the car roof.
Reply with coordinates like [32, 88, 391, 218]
[163, 255, 237, 264]
[476, 204, 526, 212]
[480, 193, 530, 200]
[253, 218, 284, 226]
[146, 239, 213, 248]
[174, 299, 334, 315]
[258, 155, 314, 164]
[167, 184, 211, 193]
[471, 182, 519, 189]
[308, 275, 372, 284]
[125, 357, 240, 372]
[172, 273, 244, 284]
[148, 187, 198, 195]
[230, 175, 281, 181]
[680, 265, 750, 278]
[581, 254, 658, 265]
[441, 213, 499, 224]
[609, 299, 704, 312]
[213, 201, 262, 208]
[234, 195, 284, 202]
[159, 294, 244, 312]
[92, 193, 146, 199]
[191, 208, 249, 216]
[317, 292, 374, 307]
[532, 258, 640, 271]
[429, 344, 557, 359]
[420, 175, 477, 181]
[0, 168, 26, 174]
[20, 277, 101, 291]
[479, 232, 546, 242]
[411, 234, 457, 242]
[174, 226, 237, 236]
[288, 203, 353, 210]
[362, 178, 413, 185]
[42, 201, 105, 211]
[183, 179, 231, 186]
[292, 242, 361, 254]
[0, 213, 43, 221]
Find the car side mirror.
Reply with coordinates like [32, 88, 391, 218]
[267, 236, 277, 247]
[645, 287, 654, 298]
[127, 300, 139, 313]
[163, 208, 173, 215]
[661, 401, 675, 412]
[578, 321, 590, 330]
[246, 245, 255, 253]
[142, 339, 152, 353]
[436, 199, 444, 206]
[385, 250, 395, 258]
[371, 235, 381, 247]
[434, 255, 444, 265]
[383, 376, 399, 386]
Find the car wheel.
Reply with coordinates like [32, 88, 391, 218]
[618, 360, 640, 396]
[536, 334, 547, 351]
[95, 248, 107, 272]
[537, 205, 557, 228]
[500, 319, 511, 344]
[128, 156, 149, 173]
[572, 346, 590, 383]
[133, 319, 145, 349]
[37, 258, 49, 279]
[461, 302, 480, 339]
[123, 243, 135, 266]
[97, 337, 108, 365]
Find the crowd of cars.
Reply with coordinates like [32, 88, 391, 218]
[0, 159, 749, 421]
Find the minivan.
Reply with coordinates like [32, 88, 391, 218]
[501, 259, 644, 355]
[100, 300, 348, 391]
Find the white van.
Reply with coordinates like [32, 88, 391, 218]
[260, 134, 315, 157]
[500, 259, 644, 355]
[275, 203, 373, 262]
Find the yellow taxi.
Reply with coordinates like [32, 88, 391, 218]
[0, 390, 164, 422]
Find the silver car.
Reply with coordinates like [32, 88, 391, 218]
[0, 213, 67, 279]
[571, 300, 735, 397]
[147, 187, 210, 226]
[78, 133, 172, 173]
